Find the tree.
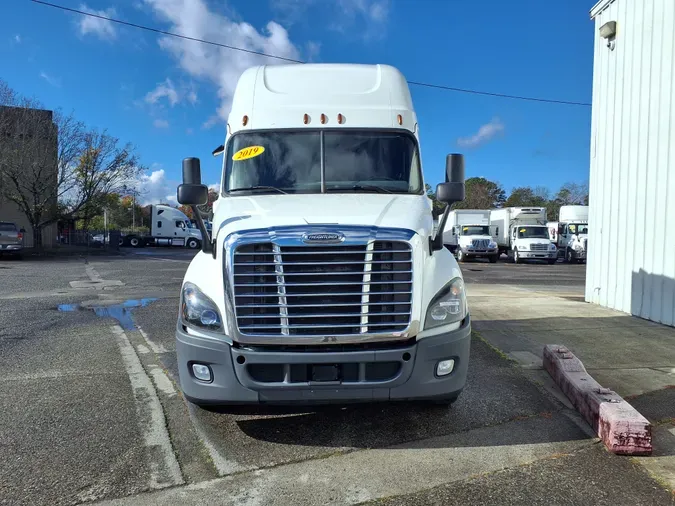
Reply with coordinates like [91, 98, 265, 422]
[1, 80, 86, 248]
[504, 186, 549, 208]
[452, 177, 506, 210]
[68, 130, 146, 231]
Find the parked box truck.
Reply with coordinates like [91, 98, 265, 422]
[174, 63, 470, 407]
[442, 209, 499, 263]
[547, 205, 588, 263]
[489, 207, 557, 264]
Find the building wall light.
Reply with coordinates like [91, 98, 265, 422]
[599, 21, 617, 50]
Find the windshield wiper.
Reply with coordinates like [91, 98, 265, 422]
[229, 186, 288, 195]
[331, 184, 394, 194]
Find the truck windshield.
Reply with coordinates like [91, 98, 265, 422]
[568, 224, 588, 234]
[223, 130, 423, 195]
[517, 227, 549, 239]
[460, 226, 489, 235]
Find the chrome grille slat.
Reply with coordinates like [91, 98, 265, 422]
[530, 243, 548, 251]
[238, 312, 410, 319]
[233, 240, 413, 337]
[235, 290, 412, 298]
[234, 280, 413, 287]
[235, 270, 413, 277]
[235, 249, 412, 256]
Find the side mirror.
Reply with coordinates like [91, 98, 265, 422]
[177, 157, 208, 205]
[212, 145, 224, 157]
[177, 157, 212, 255]
[431, 153, 465, 252]
[436, 154, 465, 204]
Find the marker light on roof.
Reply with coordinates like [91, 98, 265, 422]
[321, 113, 327, 124]
[397, 114, 403, 125]
[242, 115, 248, 126]
[337, 113, 344, 124]
[303, 113, 309, 124]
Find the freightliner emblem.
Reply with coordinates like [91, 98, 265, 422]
[302, 232, 345, 244]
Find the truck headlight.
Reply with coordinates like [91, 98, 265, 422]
[425, 277, 467, 330]
[488, 241, 497, 249]
[181, 282, 223, 332]
[549, 243, 557, 251]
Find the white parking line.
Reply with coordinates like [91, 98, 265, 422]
[111, 325, 184, 489]
[138, 326, 168, 354]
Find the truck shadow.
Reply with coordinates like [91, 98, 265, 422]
[196, 338, 594, 449]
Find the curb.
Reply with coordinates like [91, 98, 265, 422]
[543, 344, 652, 456]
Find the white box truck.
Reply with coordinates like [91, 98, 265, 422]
[489, 207, 557, 264]
[547, 205, 588, 263]
[123, 204, 203, 249]
[442, 209, 499, 263]
[173, 63, 471, 407]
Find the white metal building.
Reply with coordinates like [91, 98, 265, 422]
[586, 0, 675, 326]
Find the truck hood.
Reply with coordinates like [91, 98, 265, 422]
[515, 237, 553, 248]
[212, 194, 431, 240]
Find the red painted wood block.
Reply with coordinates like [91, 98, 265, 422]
[543, 345, 652, 456]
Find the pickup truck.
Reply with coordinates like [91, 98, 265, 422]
[0, 222, 25, 258]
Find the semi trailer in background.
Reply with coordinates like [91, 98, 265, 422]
[489, 207, 557, 264]
[442, 209, 498, 263]
[122, 205, 203, 249]
[547, 205, 588, 263]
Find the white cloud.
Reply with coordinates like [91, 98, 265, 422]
[208, 183, 221, 192]
[145, 78, 180, 106]
[186, 128, 194, 135]
[77, 4, 117, 40]
[133, 168, 178, 205]
[457, 117, 505, 149]
[40, 71, 61, 88]
[144, 0, 301, 127]
[14, 35, 21, 43]
[153, 119, 170, 128]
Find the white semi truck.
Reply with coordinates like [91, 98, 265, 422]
[123, 204, 203, 249]
[442, 209, 499, 263]
[489, 207, 557, 264]
[547, 205, 588, 263]
[174, 63, 470, 407]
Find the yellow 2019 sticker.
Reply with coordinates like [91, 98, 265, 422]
[519, 228, 526, 233]
[233, 145, 265, 161]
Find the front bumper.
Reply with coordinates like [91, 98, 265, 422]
[176, 316, 471, 405]
[518, 250, 556, 259]
[0, 244, 22, 251]
[461, 247, 498, 258]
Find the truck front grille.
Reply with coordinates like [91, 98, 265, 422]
[530, 243, 548, 251]
[471, 239, 490, 249]
[232, 241, 413, 337]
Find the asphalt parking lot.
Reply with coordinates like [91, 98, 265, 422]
[1, 250, 672, 505]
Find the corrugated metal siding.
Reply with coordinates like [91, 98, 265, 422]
[586, 0, 675, 326]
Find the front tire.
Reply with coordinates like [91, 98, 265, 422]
[548, 258, 557, 265]
[513, 249, 521, 264]
[129, 236, 143, 248]
[488, 254, 499, 263]
[566, 249, 577, 264]
[187, 238, 200, 249]
[456, 249, 465, 262]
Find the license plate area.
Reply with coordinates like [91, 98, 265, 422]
[311, 364, 340, 382]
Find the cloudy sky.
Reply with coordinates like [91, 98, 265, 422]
[2, 0, 594, 204]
